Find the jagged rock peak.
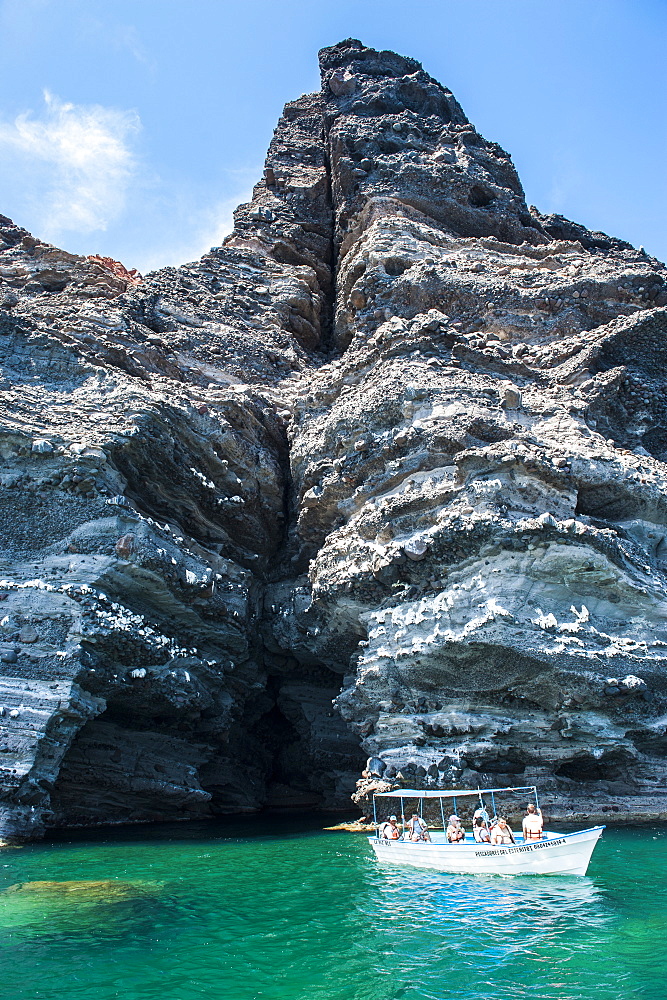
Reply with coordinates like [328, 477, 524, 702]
[320, 37, 423, 76]
[319, 38, 467, 120]
[318, 39, 545, 300]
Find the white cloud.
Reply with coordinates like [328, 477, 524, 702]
[135, 179, 258, 274]
[0, 90, 140, 239]
[110, 23, 157, 72]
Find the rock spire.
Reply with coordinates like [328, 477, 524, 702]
[0, 40, 666, 840]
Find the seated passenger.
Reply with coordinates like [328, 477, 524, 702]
[490, 817, 516, 845]
[473, 816, 491, 843]
[407, 812, 431, 842]
[446, 814, 465, 843]
[522, 803, 543, 841]
[380, 815, 401, 840]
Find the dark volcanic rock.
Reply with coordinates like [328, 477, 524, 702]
[1, 39, 667, 840]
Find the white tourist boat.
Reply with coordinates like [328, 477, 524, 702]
[369, 786, 604, 876]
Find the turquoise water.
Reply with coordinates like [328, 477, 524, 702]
[0, 817, 664, 1000]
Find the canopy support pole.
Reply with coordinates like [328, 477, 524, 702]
[534, 785, 541, 815]
[439, 796, 446, 831]
[490, 790, 496, 818]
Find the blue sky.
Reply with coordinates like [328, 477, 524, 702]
[0, 0, 664, 273]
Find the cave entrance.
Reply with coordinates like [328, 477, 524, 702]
[48, 714, 213, 829]
[47, 664, 365, 831]
[229, 668, 366, 814]
[247, 702, 324, 811]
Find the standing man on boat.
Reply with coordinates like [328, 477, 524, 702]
[473, 804, 490, 827]
[522, 803, 544, 841]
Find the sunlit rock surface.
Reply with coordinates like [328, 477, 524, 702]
[1, 39, 667, 839]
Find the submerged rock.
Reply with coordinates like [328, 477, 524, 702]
[1, 39, 667, 838]
[4, 879, 162, 901]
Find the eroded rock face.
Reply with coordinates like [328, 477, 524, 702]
[1, 38, 666, 838]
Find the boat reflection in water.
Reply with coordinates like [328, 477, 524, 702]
[371, 865, 606, 923]
[362, 861, 614, 988]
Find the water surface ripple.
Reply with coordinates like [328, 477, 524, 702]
[0, 818, 663, 999]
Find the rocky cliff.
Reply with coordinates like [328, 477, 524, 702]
[1, 38, 666, 840]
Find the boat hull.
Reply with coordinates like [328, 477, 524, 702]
[369, 827, 604, 876]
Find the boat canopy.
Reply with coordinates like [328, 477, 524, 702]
[371, 785, 541, 827]
[375, 786, 537, 799]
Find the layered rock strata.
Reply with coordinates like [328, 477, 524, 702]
[1, 38, 667, 839]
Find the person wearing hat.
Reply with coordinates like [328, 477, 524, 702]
[446, 814, 465, 843]
[380, 815, 401, 840]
